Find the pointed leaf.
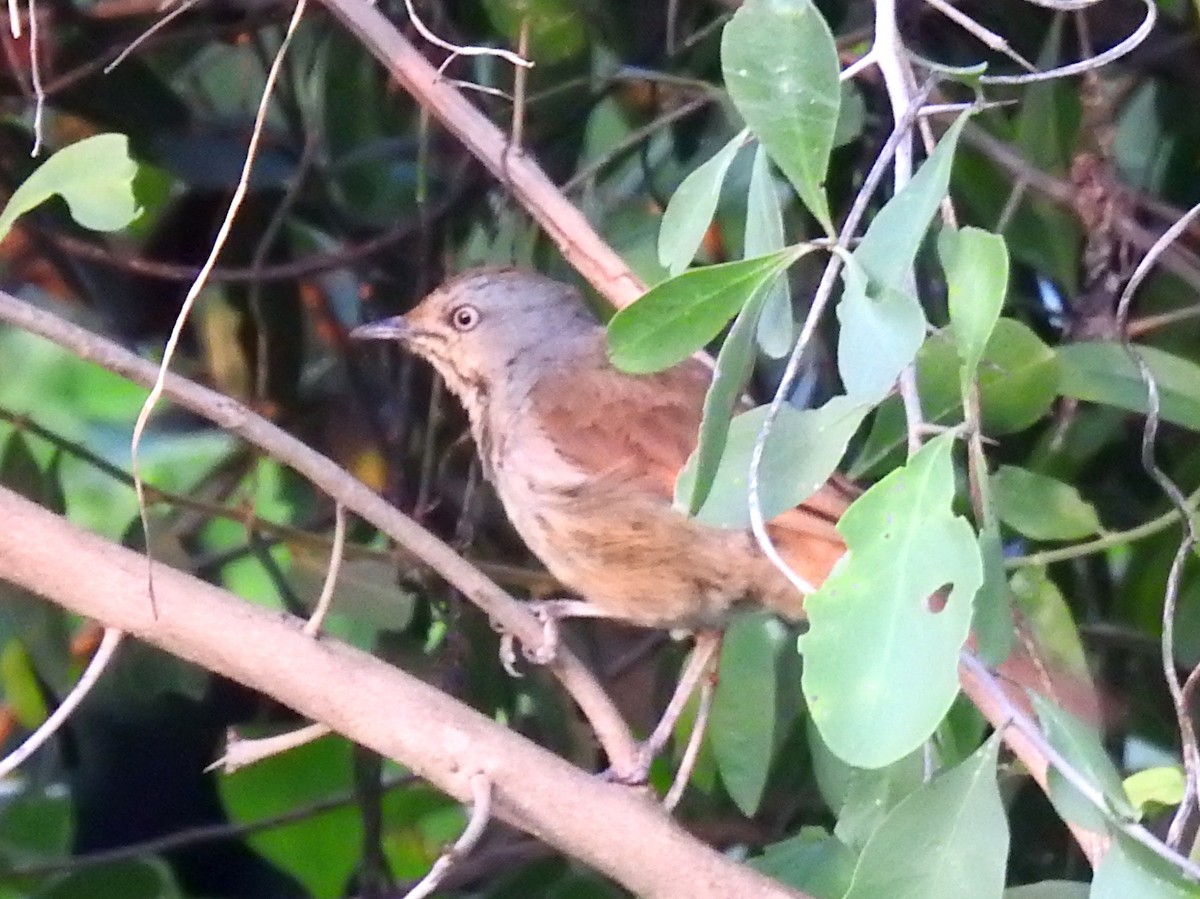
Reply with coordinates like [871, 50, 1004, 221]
[658, 132, 747, 275]
[0, 134, 140, 241]
[940, 225, 1010, 384]
[1057, 342, 1200, 432]
[802, 434, 981, 768]
[1032, 693, 1137, 831]
[676, 395, 868, 528]
[751, 828, 856, 899]
[843, 734, 1008, 899]
[722, 0, 840, 232]
[992, 466, 1102, 541]
[711, 613, 789, 815]
[1091, 835, 1199, 899]
[607, 249, 800, 374]
[745, 145, 794, 357]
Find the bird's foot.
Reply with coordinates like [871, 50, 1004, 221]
[498, 598, 601, 673]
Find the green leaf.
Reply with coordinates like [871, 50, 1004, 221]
[838, 112, 971, 402]
[825, 744, 925, 849]
[939, 225, 1010, 385]
[711, 614, 791, 815]
[1031, 694, 1136, 831]
[1009, 567, 1091, 689]
[219, 734, 361, 898]
[1003, 883, 1088, 899]
[36, 860, 182, 899]
[842, 734, 1008, 899]
[745, 145, 794, 358]
[722, 0, 840, 233]
[1091, 834, 1200, 899]
[0, 785, 73, 867]
[676, 395, 868, 528]
[684, 268, 788, 516]
[607, 250, 801, 374]
[1057, 342, 1200, 432]
[973, 521, 1015, 665]
[480, 0, 588, 63]
[750, 828, 856, 899]
[851, 319, 1058, 478]
[1123, 767, 1186, 816]
[992, 466, 1102, 541]
[802, 433, 981, 768]
[658, 132, 746, 275]
[286, 543, 416, 631]
[0, 639, 47, 727]
[0, 134, 140, 241]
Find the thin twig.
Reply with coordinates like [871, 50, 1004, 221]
[129, 0, 309, 612]
[103, 0, 201, 74]
[0, 627, 124, 778]
[403, 773, 492, 899]
[0, 289, 640, 780]
[401, 0, 530, 70]
[303, 503, 347, 637]
[961, 651, 1200, 882]
[664, 669, 715, 812]
[1112, 195, 1200, 848]
[27, 0, 43, 156]
[209, 722, 333, 774]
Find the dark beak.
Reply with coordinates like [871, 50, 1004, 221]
[350, 315, 413, 343]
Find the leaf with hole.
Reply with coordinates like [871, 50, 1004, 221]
[802, 433, 981, 768]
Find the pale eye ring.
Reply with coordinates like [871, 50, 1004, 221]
[450, 304, 480, 332]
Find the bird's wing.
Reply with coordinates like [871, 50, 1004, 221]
[529, 346, 851, 575]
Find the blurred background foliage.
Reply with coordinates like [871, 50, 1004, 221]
[0, 0, 1199, 896]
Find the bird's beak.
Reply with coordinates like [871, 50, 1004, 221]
[350, 315, 414, 343]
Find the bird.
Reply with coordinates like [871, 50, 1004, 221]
[351, 266, 854, 636]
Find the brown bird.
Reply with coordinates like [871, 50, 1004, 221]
[351, 266, 854, 633]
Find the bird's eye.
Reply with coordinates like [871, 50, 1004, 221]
[449, 304, 480, 332]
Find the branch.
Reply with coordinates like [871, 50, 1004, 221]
[313, 0, 645, 309]
[0, 287, 640, 782]
[0, 485, 808, 899]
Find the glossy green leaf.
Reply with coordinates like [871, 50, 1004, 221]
[658, 131, 746, 275]
[219, 734, 361, 898]
[745, 144, 794, 357]
[1057, 342, 1200, 432]
[480, 0, 588, 63]
[821, 740, 925, 849]
[973, 521, 1015, 665]
[684, 265, 792, 516]
[750, 827, 856, 899]
[607, 249, 800, 374]
[1123, 767, 1186, 816]
[0, 134, 139, 241]
[1031, 693, 1136, 831]
[838, 112, 971, 402]
[802, 434, 981, 768]
[940, 225, 1010, 384]
[851, 319, 1058, 478]
[722, 0, 840, 232]
[1004, 882, 1088, 899]
[1091, 835, 1199, 899]
[843, 734, 1008, 899]
[992, 465, 1103, 541]
[711, 613, 789, 815]
[676, 395, 868, 528]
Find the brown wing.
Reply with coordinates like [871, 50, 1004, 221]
[530, 338, 853, 587]
[529, 342, 710, 497]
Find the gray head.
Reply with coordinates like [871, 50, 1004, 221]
[351, 267, 601, 407]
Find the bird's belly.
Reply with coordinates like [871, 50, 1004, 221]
[493, 469, 794, 629]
